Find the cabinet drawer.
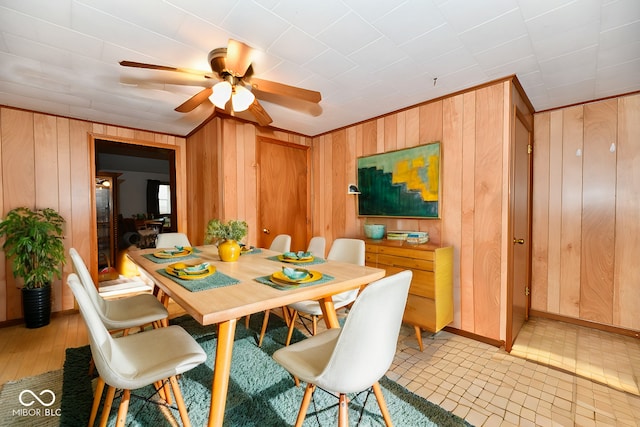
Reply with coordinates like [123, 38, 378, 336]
[377, 254, 434, 272]
[378, 245, 434, 261]
[373, 265, 434, 299]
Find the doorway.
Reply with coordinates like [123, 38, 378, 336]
[93, 138, 177, 288]
[257, 137, 310, 251]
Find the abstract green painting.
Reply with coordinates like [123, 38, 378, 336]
[357, 142, 441, 218]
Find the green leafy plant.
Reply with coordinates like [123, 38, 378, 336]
[204, 219, 248, 244]
[0, 207, 66, 289]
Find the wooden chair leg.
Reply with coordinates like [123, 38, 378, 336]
[162, 380, 173, 405]
[338, 393, 349, 427]
[115, 389, 130, 427]
[98, 385, 116, 427]
[294, 384, 315, 427]
[414, 325, 424, 351]
[312, 315, 317, 336]
[89, 377, 105, 427]
[169, 375, 192, 427]
[245, 314, 250, 328]
[282, 306, 291, 325]
[372, 381, 393, 426]
[258, 309, 270, 347]
[286, 310, 299, 346]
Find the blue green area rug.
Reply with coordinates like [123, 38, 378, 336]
[60, 314, 472, 426]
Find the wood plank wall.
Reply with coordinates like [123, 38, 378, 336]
[532, 93, 640, 331]
[185, 118, 312, 247]
[0, 106, 186, 322]
[311, 78, 534, 341]
[185, 78, 530, 342]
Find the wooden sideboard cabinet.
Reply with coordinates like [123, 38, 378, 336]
[364, 239, 454, 351]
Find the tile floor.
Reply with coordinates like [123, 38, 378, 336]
[381, 319, 640, 426]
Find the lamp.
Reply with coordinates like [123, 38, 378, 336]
[209, 79, 255, 112]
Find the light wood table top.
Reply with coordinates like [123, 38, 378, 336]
[129, 245, 385, 427]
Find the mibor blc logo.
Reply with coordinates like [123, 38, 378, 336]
[12, 389, 61, 417]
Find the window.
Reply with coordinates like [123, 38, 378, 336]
[158, 184, 171, 215]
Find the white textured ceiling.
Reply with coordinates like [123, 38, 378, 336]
[0, 0, 639, 137]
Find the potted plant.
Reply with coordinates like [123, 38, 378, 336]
[0, 207, 66, 328]
[204, 219, 248, 262]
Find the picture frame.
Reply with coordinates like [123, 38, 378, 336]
[357, 142, 441, 218]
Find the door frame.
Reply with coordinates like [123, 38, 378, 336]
[89, 134, 183, 283]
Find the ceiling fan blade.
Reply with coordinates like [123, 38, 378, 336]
[248, 99, 273, 126]
[120, 61, 214, 79]
[225, 39, 253, 77]
[252, 88, 323, 117]
[248, 77, 321, 103]
[175, 87, 213, 113]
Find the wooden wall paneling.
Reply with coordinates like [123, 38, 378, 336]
[581, 100, 617, 323]
[546, 110, 564, 313]
[384, 115, 397, 152]
[331, 130, 348, 238]
[531, 112, 550, 312]
[241, 123, 258, 246]
[221, 121, 239, 220]
[56, 117, 74, 311]
[322, 134, 334, 242]
[559, 106, 584, 318]
[441, 94, 464, 328]
[345, 127, 358, 236]
[395, 110, 406, 149]
[310, 135, 323, 238]
[419, 100, 444, 145]
[472, 84, 504, 339]
[361, 121, 377, 156]
[69, 120, 93, 292]
[405, 107, 420, 147]
[460, 91, 476, 332]
[34, 114, 62, 311]
[2, 109, 36, 320]
[614, 94, 640, 329]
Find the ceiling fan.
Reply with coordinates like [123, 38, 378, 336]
[119, 39, 322, 127]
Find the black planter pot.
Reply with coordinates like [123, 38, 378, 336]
[22, 286, 52, 329]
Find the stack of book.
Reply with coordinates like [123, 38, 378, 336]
[406, 231, 429, 244]
[386, 231, 409, 241]
[386, 231, 429, 243]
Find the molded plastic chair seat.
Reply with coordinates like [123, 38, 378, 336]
[273, 270, 412, 426]
[156, 232, 191, 249]
[67, 273, 206, 427]
[269, 234, 292, 252]
[283, 238, 365, 344]
[69, 248, 168, 332]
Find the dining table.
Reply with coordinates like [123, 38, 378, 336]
[128, 244, 386, 427]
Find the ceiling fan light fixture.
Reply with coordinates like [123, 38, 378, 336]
[210, 80, 232, 109]
[231, 84, 255, 112]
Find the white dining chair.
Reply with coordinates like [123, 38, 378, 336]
[252, 234, 294, 344]
[284, 238, 365, 345]
[67, 273, 206, 427]
[156, 232, 191, 248]
[273, 270, 412, 427]
[306, 236, 326, 258]
[69, 248, 169, 332]
[269, 234, 292, 252]
[255, 235, 326, 347]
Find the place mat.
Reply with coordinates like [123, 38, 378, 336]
[142, 247, 202, 264]
[266, 255, 326, 266]
[255, 272, 334, 290]
[156, 268, 240, 292]
[241, 247, 262, 255]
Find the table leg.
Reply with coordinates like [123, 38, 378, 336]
[207, 318, 237, 427]
[319, 296, 340, 328]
